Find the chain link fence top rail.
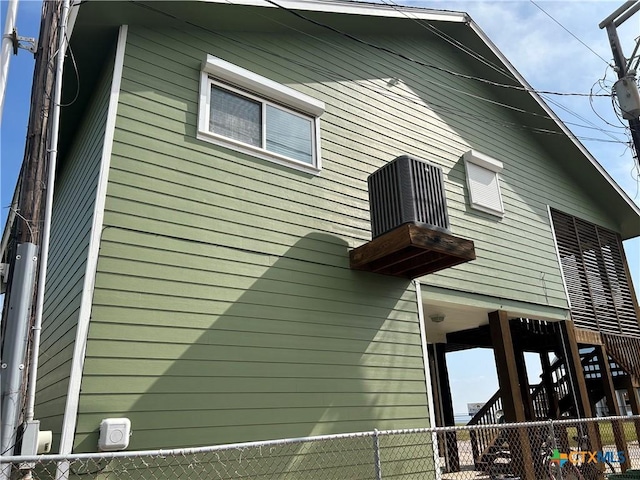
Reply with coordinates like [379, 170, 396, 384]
[1, 415, 638, 480]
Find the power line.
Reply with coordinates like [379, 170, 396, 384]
[377, 0, 515, 81]
[229, 10, 625, 141]
[263, 0, 609, 98]
[529, 0, 611, 66]
[375, 0, 623, 144]
[127, 0, 627, 146]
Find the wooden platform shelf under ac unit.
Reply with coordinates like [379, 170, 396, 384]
[349, 223, 476, 279]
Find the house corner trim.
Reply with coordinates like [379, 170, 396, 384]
[414, 280, 442, 480]
[58, 24, 128, 456]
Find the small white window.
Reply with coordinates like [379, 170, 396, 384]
[463, 150, 504, 217]
[198, 55, 324, 174]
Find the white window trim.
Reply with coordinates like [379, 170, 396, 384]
[463, 149, 504, 217]
[197, 54, 324, 174]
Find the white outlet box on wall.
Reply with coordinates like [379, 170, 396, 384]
[98, 418, 131, 451]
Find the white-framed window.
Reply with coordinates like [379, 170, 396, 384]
[198, 55, 325, 174]
[462, 150, 504, 217]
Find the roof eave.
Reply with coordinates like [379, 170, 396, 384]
[467, 19, 640, 239]
[199, 0, 469, 23]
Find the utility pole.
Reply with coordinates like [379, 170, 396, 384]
[599, 1, 640, 165]
[0, 1, 61, 475]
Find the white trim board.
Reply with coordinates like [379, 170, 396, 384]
[415, 280, 442, 480]
[58, 24, 128, 458]
[200, 0, 468, 23]
[467, 19, 640, 221]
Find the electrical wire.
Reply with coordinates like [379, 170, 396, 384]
[57, 30, 80, 107]
[377, 0, 624, 144]
[625, 36, 639, 72]
[211, 23, 626, 142]
[8, 207, 35, 243]
[237, 2, 626, 139]
[542, 95, 623, 144]
[127, 0, 628, 147]
[589, 69, 627, 130]
[263, 0, 609, 98]
[529, 0, 611, 66]
[377, 0, 516, 81]
[44, 4, 80, 107]
[375, 0, 626, 145]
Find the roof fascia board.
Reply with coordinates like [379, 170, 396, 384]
[199, 0, 468, 23]
[67, 0, 81, 38]
[467, 19, 640, 220]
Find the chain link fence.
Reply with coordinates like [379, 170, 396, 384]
[1, 416, 638, 480]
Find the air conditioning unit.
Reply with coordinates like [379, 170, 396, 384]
[368, 155, 450, 239]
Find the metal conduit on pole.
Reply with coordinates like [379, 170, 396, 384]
[0, 244, 37, 480]
[24, 0, 70, 424]
[0, 2, 66, 478]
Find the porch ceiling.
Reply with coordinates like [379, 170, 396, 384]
[422, 295, 567, 347]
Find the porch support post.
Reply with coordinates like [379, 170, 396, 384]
[427, 345, 443, 427]
[623, 375, 640, 444]
[488, 310, 534, 480]
[558, 320, 603, 478]
[558, 320, 595, 419]
[594, 344, 630, 472]
[434, 343, 460, 472]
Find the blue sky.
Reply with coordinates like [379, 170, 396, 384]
[1, 0, 639, 418]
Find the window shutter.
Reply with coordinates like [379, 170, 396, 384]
[467, 162, 503, 214]
[463, 150, 504, 217]
[550, 209, 640, 337]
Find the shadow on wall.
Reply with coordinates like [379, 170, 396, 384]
[75, 230, 429, 454]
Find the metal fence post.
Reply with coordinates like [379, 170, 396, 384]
[549, 419, 562, 480]
[373, 429, 382, 480]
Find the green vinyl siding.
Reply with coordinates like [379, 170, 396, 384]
[35, 51, 115, 451]
[76, 226, 427, 451]
[72, 27, 436, 455]
[111, 26, 616, 308]
[72, 21, 612, 456]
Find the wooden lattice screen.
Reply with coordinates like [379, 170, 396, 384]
[550, 209, 640, 337]
[602, 333, 640, 382]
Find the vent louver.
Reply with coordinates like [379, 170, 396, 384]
[368, 155, 450, 238]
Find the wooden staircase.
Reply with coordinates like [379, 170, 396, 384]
[468, 348, 622, 476]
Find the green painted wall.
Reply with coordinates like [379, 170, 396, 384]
[98, 25, 617, 312]
[71, 19, 616, 463]
[35, 50, 115, 451]
[73, 27, 432, 462]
